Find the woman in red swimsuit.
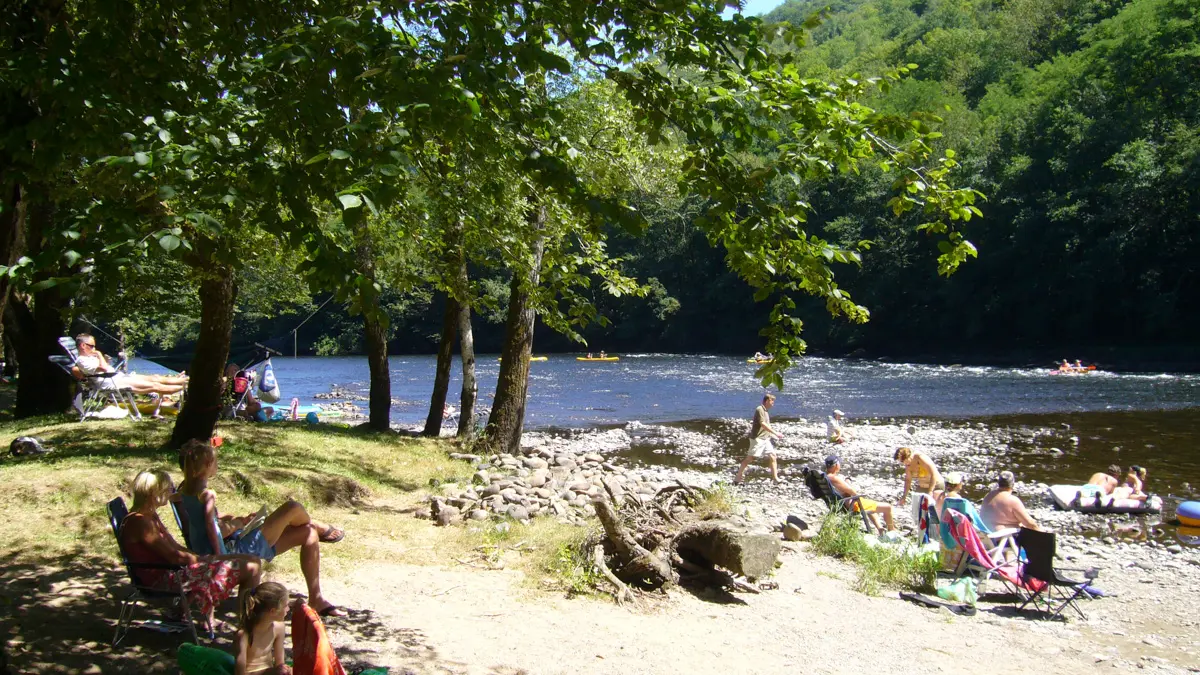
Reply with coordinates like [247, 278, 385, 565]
[120, 470, 261, 632]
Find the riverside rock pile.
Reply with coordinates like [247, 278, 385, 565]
[428, 429, 680, 526]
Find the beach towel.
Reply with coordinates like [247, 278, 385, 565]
[292, 602, 346, 675]
[943, 509, 1045, 593]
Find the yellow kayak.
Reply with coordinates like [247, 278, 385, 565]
[497, 356, 548, 362]
[577, 356, 619, 362]
[747, 358, 773, 364]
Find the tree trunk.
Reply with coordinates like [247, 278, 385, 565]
[362, 307, 391, 432]
[170, 261, 236, 448]
[484, 205, 545, 455]
[0, 182, 26, 327]
[4, 290, 72, 417]
[423, 294, 459, 436]
[2, 329, 16, 377]
[456, 270, 477, 438]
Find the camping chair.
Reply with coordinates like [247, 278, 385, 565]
[1016, 527, 1099, 620]
[170, 499, 236, 555]
[942, 508, 1042, 599]
[800, 466, 877, 533]
[50, 337, 142, 421]
[106, 497, 200, 646]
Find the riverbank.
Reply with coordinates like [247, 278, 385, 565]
[2, 416, 1199, 673]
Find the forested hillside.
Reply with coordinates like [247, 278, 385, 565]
[68, 0, 1198, 367]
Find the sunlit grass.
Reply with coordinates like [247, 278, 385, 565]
[811, 512, 939, 595]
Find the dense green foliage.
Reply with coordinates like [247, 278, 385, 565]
[119, 0, 1197, 366]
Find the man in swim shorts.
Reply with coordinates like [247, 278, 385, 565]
[825, 455, 895, 531]
[734, 393, 782, 484]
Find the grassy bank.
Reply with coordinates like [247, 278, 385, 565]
[0, 416, 590, 588]
[811, 512, 939, 595]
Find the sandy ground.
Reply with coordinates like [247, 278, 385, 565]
[287, 543, 1199, 675]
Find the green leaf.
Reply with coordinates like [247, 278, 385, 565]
[133, 152, 151, 166]
[330, 149, 352, 160]
[158, 129, 172, 144]
[159, 234, 182, 252]
[338, 194, 363, 210]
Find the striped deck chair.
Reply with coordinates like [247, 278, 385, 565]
[942, 508, 1046, 599]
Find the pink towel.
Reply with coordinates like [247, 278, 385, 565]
[943, 509, 1045, 592]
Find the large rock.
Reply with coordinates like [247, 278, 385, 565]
[674, 523, 781, 580]
[431, 501, 461, 527]
[522, 457, 549, 470]
[507, 505, 530, 522]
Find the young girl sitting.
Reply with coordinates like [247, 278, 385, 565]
[237, 581, 292, 675]
[177, 439, 348, 617]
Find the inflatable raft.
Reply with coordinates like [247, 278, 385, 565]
[577, 356, 619, 362]
[1177, 501, 1200, 527]
[1047, 484, 1163, 514]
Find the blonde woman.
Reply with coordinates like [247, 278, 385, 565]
[894, 446, 945, 507]
[119, 470, 260, 632]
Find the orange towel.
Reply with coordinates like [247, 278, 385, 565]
[291, 603, 346, 675]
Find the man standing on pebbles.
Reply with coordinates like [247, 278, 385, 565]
[734, 393, 783, 484]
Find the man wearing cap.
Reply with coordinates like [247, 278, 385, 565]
[826, 409, 850, 444]
[980, 470, 1040, 531]
[824, 455, 896, 531]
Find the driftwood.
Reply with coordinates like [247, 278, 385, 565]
[589, 484, 781, 600]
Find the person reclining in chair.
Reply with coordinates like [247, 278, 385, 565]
[73, 334, 188, 396]
[825, 455, 896, 531]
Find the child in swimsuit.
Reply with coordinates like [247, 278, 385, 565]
[236, 581, 292, 675]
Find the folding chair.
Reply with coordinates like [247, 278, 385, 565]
[106, 497, 200, 645]
[1016, 527, 1099, 620]
[800, 466, 878, 533]
[50, 337, 142, 421]
[942, 509, 1043, 599]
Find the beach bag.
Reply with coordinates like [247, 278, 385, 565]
[258, 359, 281, 403]
[937, 577, 978, 606]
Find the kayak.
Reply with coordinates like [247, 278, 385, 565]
[577, 356, 619, 362]
[497, 356, 548, 362]
[1050, 366, 1097, 375]
[747, 359, 773, 364]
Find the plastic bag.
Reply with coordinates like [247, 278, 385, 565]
[258, 359, 281, 403]
[936, 577, 978, 606]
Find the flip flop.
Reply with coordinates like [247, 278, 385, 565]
[319, 526, 345, 544]
[317, 604, 348, 618]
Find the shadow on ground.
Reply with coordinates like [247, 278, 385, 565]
[0, 547, 511, 674]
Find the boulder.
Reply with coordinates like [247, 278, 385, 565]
[469, 509, 490, 521]
[432, 502, 461, 527]
[522, 457, 549, 470]
[507, 505, 530, 522]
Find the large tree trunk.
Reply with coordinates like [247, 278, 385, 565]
[4, 290, 72, 417]
[0, 182, 27, 326]
[484, 205, 545, 455]
[170, 261, 236, 448]
[362, 307, 391, 432]
[352, 221, 391, 432]
[456, 267, 477, 438]
[423, 294, 459, 436]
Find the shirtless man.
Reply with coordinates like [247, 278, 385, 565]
[980, 470, 1039, 531]
[1086, 464, 1123, 495]
[826, 455, 895, 531]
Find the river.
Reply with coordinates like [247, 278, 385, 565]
[133, 354, 1200, 537]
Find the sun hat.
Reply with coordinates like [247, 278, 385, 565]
[833, 409, 844, 417]
[944, 471, 965, 486]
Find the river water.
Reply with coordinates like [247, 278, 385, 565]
[133, 354, 1200, 536]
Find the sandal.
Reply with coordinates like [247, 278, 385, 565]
[316, 604, 348, 618]
[319, 526, 345, 544]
